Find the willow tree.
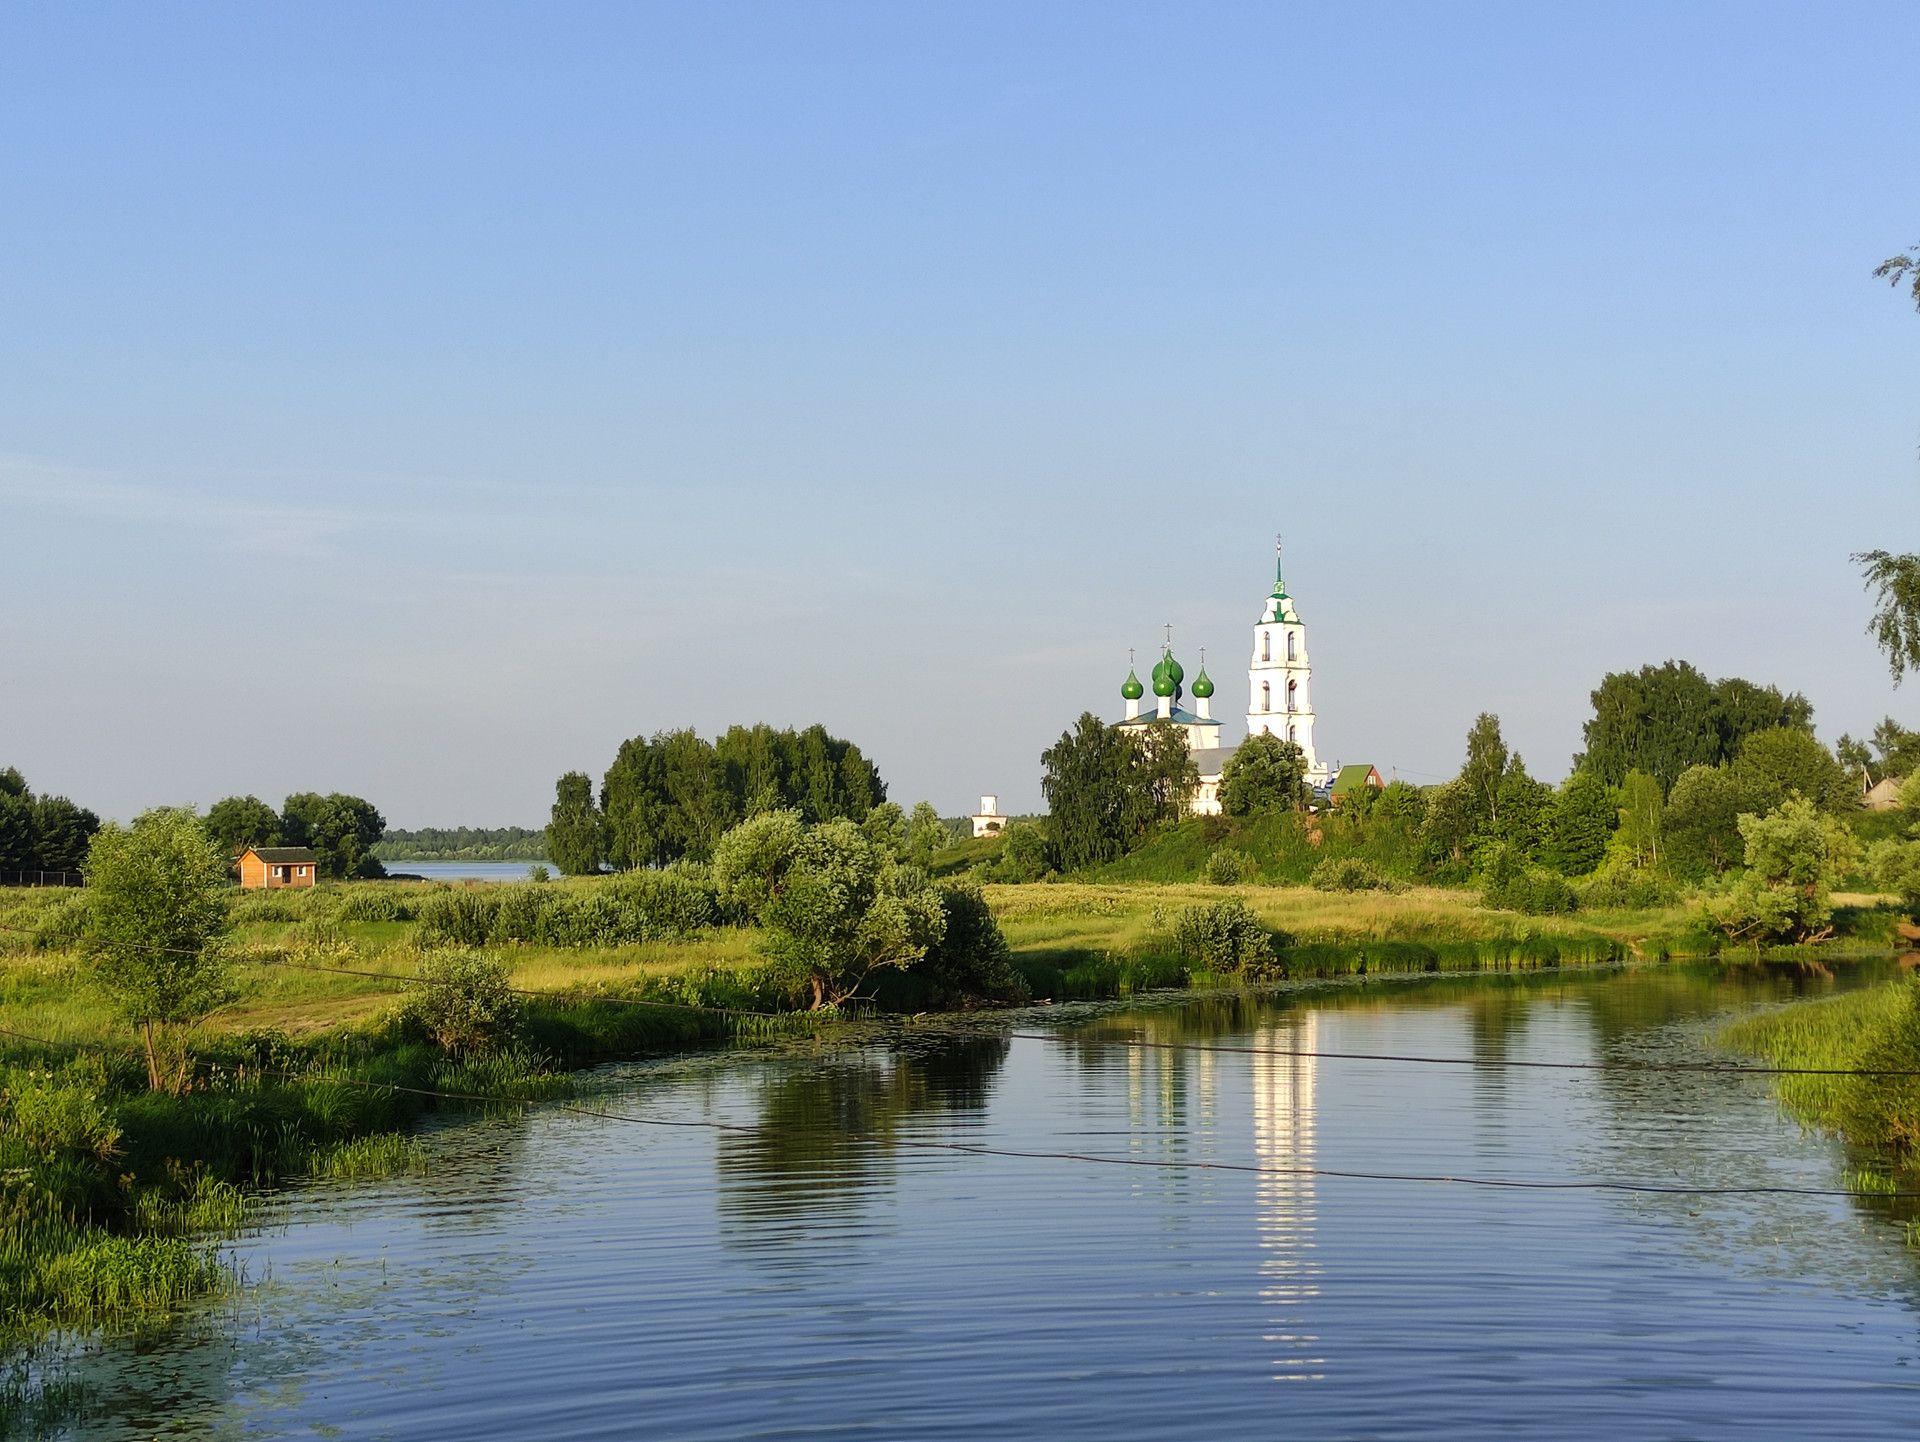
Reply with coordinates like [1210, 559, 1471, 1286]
[1855, 245, 1920, 681]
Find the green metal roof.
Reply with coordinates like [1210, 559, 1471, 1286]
[1328, 764, 1380, 795]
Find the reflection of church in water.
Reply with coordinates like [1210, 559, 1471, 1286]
[1253, 1016, 1324, 1383]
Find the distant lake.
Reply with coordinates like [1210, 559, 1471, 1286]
[381, 860, 547, 883]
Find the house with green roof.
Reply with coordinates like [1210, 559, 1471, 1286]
[1328, 764, 1383, 807]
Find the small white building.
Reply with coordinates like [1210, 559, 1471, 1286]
[1115, 541, 1335, 817]
[970, 795, 1006, 838]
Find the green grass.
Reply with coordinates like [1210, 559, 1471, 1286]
[1719, 978, 1920, 1155]
[925, 834, 1009, 877]
[309, 1131, 427, 1180]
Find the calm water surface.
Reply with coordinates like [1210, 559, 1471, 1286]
[378, 862, 545, 883]
[54, 963, 1920, 1439]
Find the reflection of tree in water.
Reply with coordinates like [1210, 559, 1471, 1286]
[1465, 988, 1532, 1063]
[715, 1037, 1008, 1250]
[1573, 960, 1872, 1052]
[406, 1110, 542, 1228]
[1572, 957, 1920, 1255]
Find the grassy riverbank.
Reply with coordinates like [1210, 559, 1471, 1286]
[1720, 972, 1920, 1167]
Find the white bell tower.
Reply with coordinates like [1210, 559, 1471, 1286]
[1246, 540, 1329, 785]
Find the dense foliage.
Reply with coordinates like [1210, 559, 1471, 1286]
[1027, 651, 1867, 937]
[1702, 797, 1858, 947]
[1574, 661, 1812, 794]
[1218, 733, 1309, 816]
[203, 795, 281, 860]
[545, 772, 603, 875]
[713, 811, 943, 1008]
[547, 723, 886, 874]
[202, 790, 388, 879]
[1040, 714, 1194, 872]
[914, 882, 1030, 1008]
[416, 871, 719, 947]
[1171, 896, 1273, 971]
[395, 950, 523, 1055]
[0, 767, 100, 874]
[281, 793, 388, 880]
[82, 809, 233, 1091]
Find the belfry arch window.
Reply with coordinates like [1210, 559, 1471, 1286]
[1287, 678, 1298, 712]
[1261, 681, 1271, 712]
[1287, 631, 1297, 662]
[1262, 631, 1271, 662]
[1289, 725, 1298, 743]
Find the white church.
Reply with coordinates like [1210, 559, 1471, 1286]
[1117, 543, 1334, 816]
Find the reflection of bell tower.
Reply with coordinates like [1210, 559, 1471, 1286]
[1253, 1015, 1324, 1382]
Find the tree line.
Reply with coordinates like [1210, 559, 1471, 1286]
[0, 767, 101, 875]
[371, 826, 546, 863]
[204, 792, 388, 880]
[1029, 658, 1864, 916]
[544, 723, 888, 875]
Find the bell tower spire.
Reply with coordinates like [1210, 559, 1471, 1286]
[1246, 538, 1328, 788]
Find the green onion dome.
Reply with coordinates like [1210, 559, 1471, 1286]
[1164, 651, 1184, 688]
[1121, 668, 1144, 700]
[1191, 667, 1214, 699]
[1151, 655, 1175, 697]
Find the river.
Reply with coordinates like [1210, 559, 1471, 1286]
[45, 961, 1920, 1439]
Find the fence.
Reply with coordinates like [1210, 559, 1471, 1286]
[0, 870, 84, 888]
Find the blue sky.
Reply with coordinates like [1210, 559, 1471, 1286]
[2, 3, 1917, 825]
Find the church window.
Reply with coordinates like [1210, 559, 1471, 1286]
[1262, 631, 1271, 662]
[1287, 679, 1297, 711]
[1287, 631, 1297, 661]
[1289, 725, 1298, 743]
[1261, 681, 1270, 712]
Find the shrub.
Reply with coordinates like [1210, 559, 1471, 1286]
[1479, 844, 1578, 915]
[1485, 869, 1578, 915]
[1868, 837, 1920, 917]
[1310, 856, 1390, 892]
[337, 888, 417, 923]
[488, 883, 554, 943]
[394, 949, 522, 1056]
[606, 871, 715, 941]
[1701, 797, 1857, 947]
[415, 888, 502, 947]
[992, 819, 1056, 883]
[8, 1077, 122, 1161]
[1205, 848, 1258, 886]
[1171, 897, 1273, 971]
[1574, 865, 1673, 911]
[483, 872, 720, 948]
[913, 883, 1029, 1007]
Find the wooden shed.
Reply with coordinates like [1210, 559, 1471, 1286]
[238, 846, 319, 889]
